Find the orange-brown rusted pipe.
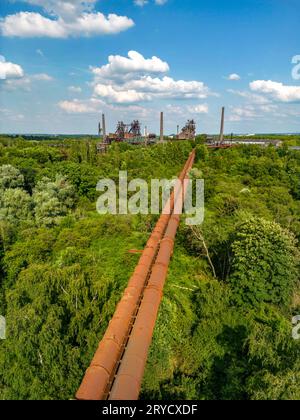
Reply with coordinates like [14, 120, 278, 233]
[108, 150, 195, 400]
[76, 150, 194, 401]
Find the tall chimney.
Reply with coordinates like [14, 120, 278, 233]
[219, 107, 225, 145]
[160, 112, 164, 143]
[102, 113, 106, 143]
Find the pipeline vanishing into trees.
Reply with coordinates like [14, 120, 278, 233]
[76, 150, 195, 401]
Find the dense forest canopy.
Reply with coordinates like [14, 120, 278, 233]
[0, 136, 299, 400]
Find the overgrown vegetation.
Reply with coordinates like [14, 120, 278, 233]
[0, 136, 299, 400]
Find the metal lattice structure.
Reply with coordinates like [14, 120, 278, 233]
[108, 120, 142, 142]
[129, 120, 141, 137]
[115, 121, 127, 138]
[178, 120, 196, 140]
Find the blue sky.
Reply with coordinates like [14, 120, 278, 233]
[0, 0, 299, 134]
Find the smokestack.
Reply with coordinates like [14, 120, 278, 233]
[98, 121, 101, 137]
[102, 114, 106, 143]
[160, 112, 164, 143]
[219, 107, 225, 145]
[177, 125, 179, 138]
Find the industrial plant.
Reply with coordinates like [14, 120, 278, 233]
[96, 112, 197, 152]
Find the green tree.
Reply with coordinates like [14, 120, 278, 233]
[0, 189, 33, 224]
[229, 217, 298, 308]
[0, 165, 24, 190]
[33, 176, 76, 227]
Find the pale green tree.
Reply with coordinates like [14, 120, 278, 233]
[0, 165, 24, 190]
[0, 188, 33, 223]
[33, 175, 76, 226]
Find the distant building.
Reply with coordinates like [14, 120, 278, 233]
[222, 138, 283, 147]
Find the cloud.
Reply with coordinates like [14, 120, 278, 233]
[228, 103, 280, 122]
[227, 85, 297, 122]
[134, 0, 168, 6]
[0, 56, 24, 80]
[2, 72, 54, 91]
[227, 73, 241, 81]
[134, 0, 148, 6]
[122, 76, 210, 98]
[91, 51, 213, 103]
[1, 13, 67, 38]
[165, 103, 208, 116]
[3, 77, 32, 91]
[20, 1, 98, 19]
[94, 84, 150, 103]
[0, 108, 25, 121]
[91, 51, 169, 80]
[58, 98, 105, 114]
[60, 50, 214, 120]
[250, 80, 300, 103]
[228, 89, 270, 105]
[228, 106, 258, 122]
[32, 73, 54, 81]
[188, 104, 209, 114]
[68, 86, 82, 93]
[0, 11, 135, 38]
[59, 99, 96, 114]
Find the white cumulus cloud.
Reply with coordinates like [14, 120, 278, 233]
[122, 76, 210, 99]
[0, 11, 134, 38]
[250, 80, 300, 103]
[91, 51, 169, 80]
[91, 51, 213, 104]
[94, 84, 150, 104]
[0, 56, 24, 80]
[0, 0, 134, 38]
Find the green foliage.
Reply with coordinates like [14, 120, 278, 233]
[0, 165, 24, 190]
[0, 189, 33, 224]
[229, 217, 298, 308]
[195, 144, 209, 162]
[0, 137, 299, 400]
[33, 176, 76, 227]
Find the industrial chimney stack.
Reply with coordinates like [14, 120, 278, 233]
[219, 107, 225, 145]
[160, 112, 164, 143]
[102, 113, 107, 143]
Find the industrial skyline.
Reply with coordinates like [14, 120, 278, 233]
[0, 0, 299, 134]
